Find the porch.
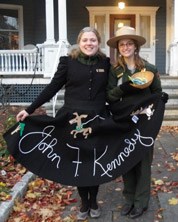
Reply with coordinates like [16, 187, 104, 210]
[0, 41, 70, 78]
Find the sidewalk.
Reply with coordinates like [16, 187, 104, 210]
[63, 129, 178, 222]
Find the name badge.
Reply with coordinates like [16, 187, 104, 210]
[96, 69, 105, 72]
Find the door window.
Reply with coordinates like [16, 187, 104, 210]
[140, 16, 150, 48]
[110, 14, 135, 63]
[114, 19, 130, 30]
[94, 15, 106, 49]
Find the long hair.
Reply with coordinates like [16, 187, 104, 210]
[68, 27, 106, 59]
[114, 39, 145, 71]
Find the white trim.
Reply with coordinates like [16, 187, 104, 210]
[44, 0, 55, 44]
[166, 0, 174, 45]
[0, 4, 24, 49]
[167, 0, 178, 76]
[1, 78, 51, 85]
[58, 0, 68, 41]
[173, 0, 178, 41]
[166, 0, 174, 74]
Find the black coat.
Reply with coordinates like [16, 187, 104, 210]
[26, 56, 110, 114]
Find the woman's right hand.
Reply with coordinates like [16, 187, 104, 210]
[16, 110, 29, 122]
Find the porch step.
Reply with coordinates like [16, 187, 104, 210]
[1, 74, 43, 78]
[161, 75, 178, 126]
[45, 102, 63, 117]
[44, 90, 64, 117]
[45, 75, 178, 126]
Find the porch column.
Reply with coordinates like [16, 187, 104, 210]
[44, 0, 55, 44]
[58, 0, 68, 41]
[169, 0, 178, 76]
[174, 0, 178, 42]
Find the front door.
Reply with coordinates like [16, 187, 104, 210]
[87, 6, 158, 65]
[109, 14, 157, 65]
[110, 14, 135, 63]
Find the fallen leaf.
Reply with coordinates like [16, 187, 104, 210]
[26, 192, 41, 199]
[98, 200, 104, 204]
[168, 197, 178, 205]
[154, 179, 164, 185]
[38, 208, 54, 219]
[115, 187, 121, 191]
[157, 213, 163, 219]
[172, 152, 178, 161]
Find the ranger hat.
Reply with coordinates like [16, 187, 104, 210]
[107, 26, 146, 49]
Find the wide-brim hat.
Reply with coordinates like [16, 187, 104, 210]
[107, 26, 146, 49]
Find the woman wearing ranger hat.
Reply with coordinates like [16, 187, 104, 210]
[106, 26, 167, 219]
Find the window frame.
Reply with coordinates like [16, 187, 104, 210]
[0, 4, 24, 49]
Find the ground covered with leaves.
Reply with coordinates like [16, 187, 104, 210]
[7, 179, 77, 222]
[0, 106, 46, 201]
[0, 106, 78, 222]
[0, 106, 28, 202]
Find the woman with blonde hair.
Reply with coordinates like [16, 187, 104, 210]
[15, 27, 110, 220]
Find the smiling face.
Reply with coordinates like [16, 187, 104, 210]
[79, 31, 99, 56]
[118, 39, 137, 59]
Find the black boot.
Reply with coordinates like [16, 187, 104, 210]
[129, 207, 147, 219]
[89, 186, 101, 218]
[121, 204, 134, 216]
[77, 187, 90, 220]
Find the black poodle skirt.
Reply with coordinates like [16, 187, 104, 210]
[3, 94, 165, 186]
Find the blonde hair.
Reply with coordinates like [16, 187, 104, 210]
[115, 39, 145, 71]
[68, 27, 106, 59]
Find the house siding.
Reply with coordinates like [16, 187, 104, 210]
[33, 0, 46, 44]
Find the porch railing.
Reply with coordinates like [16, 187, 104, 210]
[0, 40, 70, 115]
[0, 47, 44, 75]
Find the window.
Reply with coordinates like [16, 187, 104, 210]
[0, 9, 19, 49]
[94, 15, 106, 48]
[140, 16, 151, 48]
[0, 8, 20, 49]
